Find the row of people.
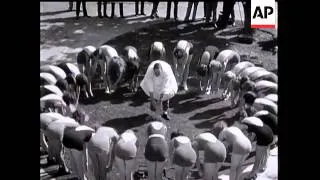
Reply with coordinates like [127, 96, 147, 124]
[40, 102, 277, 180]
[69, 1, 236, 25]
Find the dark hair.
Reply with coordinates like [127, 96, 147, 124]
[240, 76, 249, 86]
[243, 91, 257, 105]
[197, 65, 208, 77]
[212, 121, 228, 137]
[55, 79, 69, 92]
[65, 74, 76, 86]
[72, 108, 88, 124]
[242, 80, 255, 92]
[153, 63, 161, 70]
[170, 130, 184, 140]
[63, 91, 76, 105]
[174, 49, 184, 59]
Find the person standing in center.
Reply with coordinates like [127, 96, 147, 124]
[184, 1, 199, 22]
[165, 0, 179, 21]
[135, 1, 145, 15]
[204, 0, 218, 26]
[97, 1, 108, 18]
[140, 60, 178, 120]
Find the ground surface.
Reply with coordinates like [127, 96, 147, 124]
[40, 2, 277, 180]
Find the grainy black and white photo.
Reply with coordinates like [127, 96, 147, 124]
[40, 1, 278, 180]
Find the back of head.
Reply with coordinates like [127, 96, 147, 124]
[72, 108, 89, 124]
[170, 130, 184, 140]
[243, 91, 257, 105]
[55, 79, 69, 92]
[63, 91, 76, 105]
[212, 121, 228, 137]
[108, 56, 126, 85]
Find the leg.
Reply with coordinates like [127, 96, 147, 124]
[103, 1, 107, 17]
[76, 1, 81, 18]
[100, 61, 110, 94]
[119, 3, 124, 18]
[97, 1, 102, 17]
[135, 1, 139, 15]
[230, 153, 246, 180]
[166, 1, 172, 19]
[173, 1, 178, 20]
[40, 131, 49, 153]
[212, 0, 218, 23]
[184, 2, 193, 21]
[203, 1, 207, 19]
[82, 1, 88, 17]
[147, 161, 156, 180]
[156, 161, 166, 180]
[111, 3, 115, 18]
[205, 2, 212, 23]
[192, 2, 199, 21]
[141, 1, 145, 14]
[175, 165, 184, 180]
[203, 163, 214, 180]
[124, 159, 136, 180]
[69, 1, 73, 10]
[182, 55, 192, 91]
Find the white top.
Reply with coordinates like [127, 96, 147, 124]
[40, 73, 57, 85]
[121, 130, 137, 143]
[264, 94, 278, 103]
[174, 136, 191, 144]
[255, 80, 278, 90]
[242, 117, 264, 127]
[148, 134, 165, 140]
[99, 45, 119, 59]
[75, 125, 95, 132]
[150, 121, 165, 130]
[66, 63, 80, 76]
[249, 69, 273, 80]
[196, 132, 217, 143]
[253, 98, 278, 114]
[215, 49, 240, 67]
[231, 61, 255, 75]
[219, 126, 247, 142]
[140, 60, 178, 101]
[176, 40, 189, 51]
[40, 65, 66, 80]
[239, 66, 265, 78]
[128, 48, 138, 59]
[153, 42, 164, 51]
[40, 93, 67, 107]
[83, 45, 96, 55]
[42, 85, 63, 97]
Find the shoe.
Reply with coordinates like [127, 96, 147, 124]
[162, 112, 170, 120]
[57, 167, 70, 176]
[84, 15, 91, 18]
[165, 17, 170, 20]
[76, 16, 79, 20]
[104, 15, 108, 18]
[154, 13, 159, 18]
[141, 12, 146, 16]
[98, 15, 103, 18]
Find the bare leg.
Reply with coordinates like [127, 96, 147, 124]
[203, 162, 214, 180]
[147, 161, 156, 180]
[182, 55, 193, 91]
[192, 2, 199, 21]
[100, 61, 110, 94]
[230, 153, 246, 180]
[195, 151, 203, 177]
[40, 131, 48, 153]
[156, 161, 166, 180]
[175, 165, 184, 180]
[78, 64, 85, 74]
[125, 159, 135, 180]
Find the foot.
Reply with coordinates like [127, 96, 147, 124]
[141, 12, 146, 16]
[76, 16, 79, 20]
[183, 85, 188, 91]
[120, 15, 124, 18]
[98, 15, 103, 18]
[105, 89, 110, 94]
[84, 15, 91, 18]
[162, 112, 170, 120]
[165, 17, 170, 20]
[104, 15, 108, 18]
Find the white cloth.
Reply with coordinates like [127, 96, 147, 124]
[140, 60, 178, 101]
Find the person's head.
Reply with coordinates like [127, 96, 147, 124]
[72, 108, 89, 124]
[241, 79, 255, 92]
[209, 60, 223, 72]
[153, 63, 162, 77]
[55, 79, 69, 92]
[170, 130, 184, 140]
[63, 91, 77, 113]
[243, 91, 257, 106]
[211, 120, 228, 137]
[197, 64, 208, 77]
[223, 71, 236, 83]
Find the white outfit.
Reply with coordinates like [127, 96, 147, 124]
[140, 60, 178, 101]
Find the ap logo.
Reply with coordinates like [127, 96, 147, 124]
[251, 0, 276, 28]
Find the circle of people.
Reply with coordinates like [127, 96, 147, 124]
[40, 39, 278, 180]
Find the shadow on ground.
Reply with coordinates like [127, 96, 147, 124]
[102, 113, 149, 133]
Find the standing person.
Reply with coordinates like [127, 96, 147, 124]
[192, 132, 227, 180]
[165, 0, 179, 21]
[140, 60, 178, 120]
[69, 1, 74, 11]
[203, 1, 207, 20]
[97, 1, 108, 18]
[76, 1, 90, 20]
[145, 121, 169, 180]
[111, 1, 124, 18]
[114, 130, 138, 180]
[204, 0, 218, 26]
[215, 121, 252, 180]
[150, 1, 160, 19]
[184, 1, 199, 22]
[135, 1, 145, 15]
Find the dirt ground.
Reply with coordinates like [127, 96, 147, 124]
[40, 2, 277, 180]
